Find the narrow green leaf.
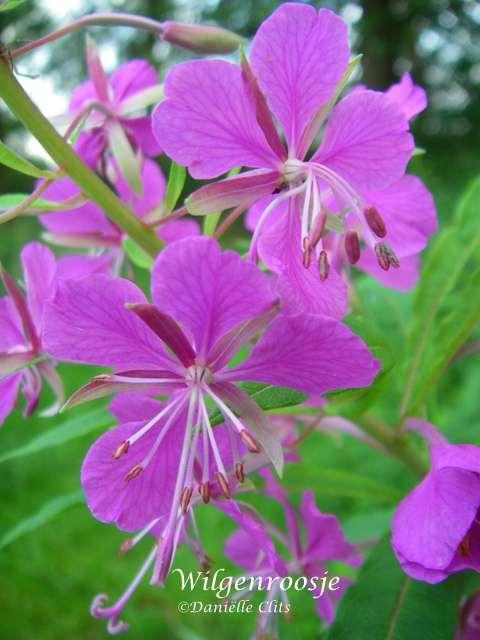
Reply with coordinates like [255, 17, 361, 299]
[289, 468, 402, 503]
[0, 139, 56, 177]
[401, 176, 480, 417]
[122, 236, 154, 270]
[0, 0, 28, 12]
[0, 407, 111, 464]
[328, 536, 466, 640]
[0, 491, 84, 550]
[209, 383, 306, 426]
[164, 161, 186, 213]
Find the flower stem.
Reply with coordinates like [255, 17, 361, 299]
[358, 413, 428, 477]
[0, 60, 163, 257]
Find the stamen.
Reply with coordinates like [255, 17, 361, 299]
[240, 428, 262, 453]
[124, 464, 143, 482]
[198, 481, 211, 503]
[113, 440, 129, 459]
[180, 486, 193, 514]
[215, 471, 231, 498]
[344, 230, 361, 264]
[118, 538, 133, 556]
[375, 242, 400, 270]
[235, 461, 245, 483]
[364, 205, 387, 238]
[308, 210, 326, 248]
[318, 250, 329, 281]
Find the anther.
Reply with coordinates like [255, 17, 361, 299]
[375, 242, 400, 270]
[118, 538, 133, 556]
[318, 250, 329, 281]
[180, 486, 193, 515]
[235, 462, 245, 483]
[215, 472, 231, 499]
[344, 231, 360, 264]
[113, 440, 129, 459]
[198, 481, 211, 504]
[459, 533, 471, 557]
[364, 205, 386, 238]
[124, 464, 143, 482]
[240, 429, 262, 453]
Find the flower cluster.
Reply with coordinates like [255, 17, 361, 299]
[3, 2, 475, 639]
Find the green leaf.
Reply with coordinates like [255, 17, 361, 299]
[0, 407, 111, 464]
[401, 176, 480, 417]
[0, 193, 74, 213]
[122, 236, 154, 270]
[328, 536, 466, 640]
[209, 383, 306, 426]
[164, 161, 186, 213]
[0, 0, 28, 12]
[288, 468, 402, 504]
[0, 139, 56, 177]
[0, 491, 83, 550]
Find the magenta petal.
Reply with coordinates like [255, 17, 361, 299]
[55, 255, 113, 280]
[20, 242, 57, 333]
[69, 79, 96, 113]
[123, 116, 161, 157]
[39, 176, 118, 240]
[114, 158, 165, 218]
[152, 59, 279, 179]
[313, 90, 414, 191]
[250, 4, 349, 153]
[187, 169, 281, 216]
[109, 393, 163, 423]
[73, 130, 106, 168]
[364, 175, 437, 257]
[225, 313, 379, 395]
[0, 373, 21, 426]
[81, 414, 185, 531]
[111, 59, 158, 103]
[299, 490, 361, 566]
[156, 219, 200, 244]
[151, 237, 276, 356]
[385, 73, 427, 120]
[44, 275, 171, 369]
[356, 251, 419, 291]
[0, 296, 24, 350]
[254, 198, 348, 318]
[391, 467, 480, 583]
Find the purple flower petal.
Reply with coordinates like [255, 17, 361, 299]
[114, 158, 165, 218]
[250, 4, 349, 154]
[109, 393, 163, 423]
[20, 242, 57, 334]
[123, 116, 162, 157]
[385, 72, 427, 120]
[81, 413, 186, 531]
[224, 313, 379, 395]
[156, 219, 200, 244]
[0, 373, 21, 426]
[151, 237, 276, 357]
[152, 59, 279, 179]
[356, 251, 419, 291]
[110, 59, 158, 104]
[44, 275, 172, 369]
[313, 90, 414, 191]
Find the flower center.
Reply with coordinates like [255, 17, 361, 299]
[185, 363, 212, 386]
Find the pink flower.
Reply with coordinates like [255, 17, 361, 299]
[152, 3, 416, 316]
[224, 470, 361, 633]
[68, 38, 162, 189]
[44, 236, 378, 581]
[39, 158, 199, 253]
[0, 242, 110, 425]
[392, 419, 480, 583]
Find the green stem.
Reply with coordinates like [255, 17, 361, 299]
[0, 60, 163, 257]
[358, 413, 428, 477]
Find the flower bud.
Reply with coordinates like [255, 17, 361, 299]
[161, 21, 244, 54]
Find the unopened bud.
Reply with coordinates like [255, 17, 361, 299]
[364, 205, 386, 238]
[318, 250, 329, 281]
[344, 231, 360, 264]
[124, 464, 143, 482]
[240, 429, 262, 453]
[113, 440, 129, 459]
[161, 21, 244, 54]
[198, 481, 211, 504]
[215, 472, 231, 499]
[235, 462, 245, 483]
